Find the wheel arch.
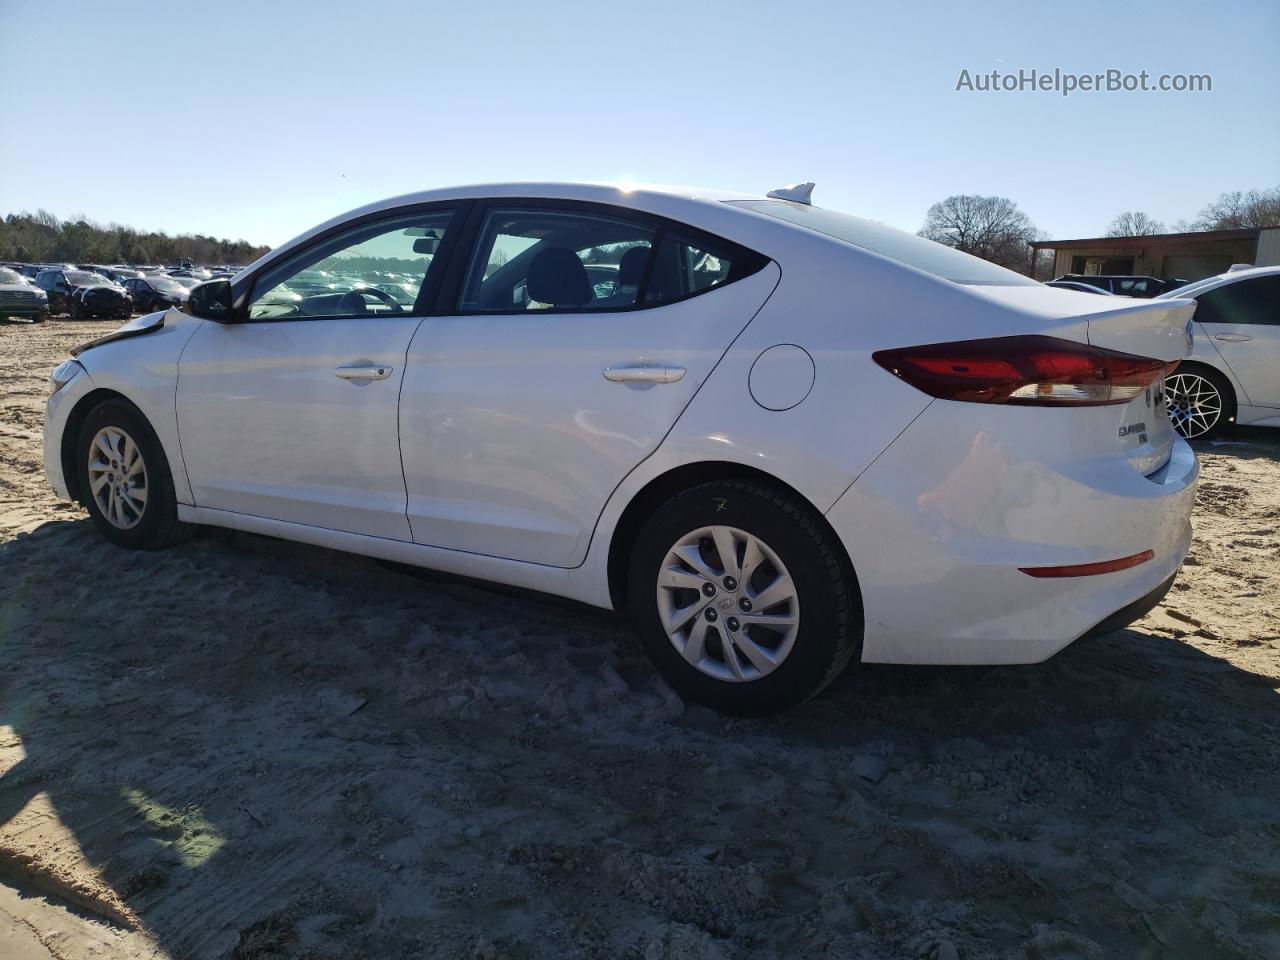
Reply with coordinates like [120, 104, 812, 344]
[60, 388, 137, 504]
[605, 460, 859, 612]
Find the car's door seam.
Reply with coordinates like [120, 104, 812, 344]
[568, 260, 784, 571]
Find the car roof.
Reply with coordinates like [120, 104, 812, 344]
[249, 182, 772, 275]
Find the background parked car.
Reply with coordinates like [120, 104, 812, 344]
[32, 268, 82, 315]
[1051, 274, 1171, 297]
[1155, 265, 1280, 439]
[0, 266, 49, 322]
[68, 274, 133, 319]
[33, 269, 131, 319]
[123, 275, 189, 312]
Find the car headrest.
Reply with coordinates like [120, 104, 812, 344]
[526, 247, 591, 307]
[617, 245, 649, 288]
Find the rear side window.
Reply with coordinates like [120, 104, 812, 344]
[1193, 276, 1280, 325]
[732, 200, 1038, 286]
[460, 208, 655, 312]
[458, 204, 769, 314]
[644, 233, 739, 306]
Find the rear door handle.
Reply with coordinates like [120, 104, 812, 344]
[1213, 334, 1252, 342]
[603, 365, 686, 384]
[335, 364, 393, 381]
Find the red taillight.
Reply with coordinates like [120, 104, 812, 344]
[872, 335, 1177, 406]
[1019, 550, 1154, 578]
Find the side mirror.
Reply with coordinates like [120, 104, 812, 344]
[184, 279, 233, 321]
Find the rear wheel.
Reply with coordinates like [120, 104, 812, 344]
[628, 479, 860, 716]
[76, 399, 192, 549]
[1167, 364, 1234, 440]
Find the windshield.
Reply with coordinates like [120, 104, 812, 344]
[0, 268, 23, 284]
[67, 271, 108, 285]
[732, 200, 1038, 286]
[150, 278, 185, 293]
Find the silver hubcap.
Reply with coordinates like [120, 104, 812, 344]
[656, 525, 799, 683]
[87, 426, 148, 530]
[1166, 372, 1222, 440]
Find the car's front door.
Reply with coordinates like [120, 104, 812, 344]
[1194, 275, 1280, 407]
[176, 206, 461, 540]
[399, 201, 778, 567]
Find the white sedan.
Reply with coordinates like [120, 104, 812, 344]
[43, 182, 1199, 714]
[1154, 265, 1280, 439]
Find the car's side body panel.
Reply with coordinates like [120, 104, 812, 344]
[65, 307, 201, 505]
[399, 262, 782, 567]
[176, 315, 425, 541]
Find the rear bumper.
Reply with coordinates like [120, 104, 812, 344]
[827, 402, 1198, 665]
[1077, 571, 1177, 642]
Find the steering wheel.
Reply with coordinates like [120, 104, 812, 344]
[336, 286, 405, 315]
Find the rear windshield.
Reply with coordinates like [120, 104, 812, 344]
[731, 200, 1038, 286]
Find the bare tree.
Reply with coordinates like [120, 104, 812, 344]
[919, 195, 1039, 273]
[1192, 186, 1280, 230]
[1105, 211, 1165, 237]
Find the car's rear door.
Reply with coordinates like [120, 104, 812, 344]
[399, 200, 779, 567]
[1193, 275, 1280, 407]
[176, 205, 463, 540]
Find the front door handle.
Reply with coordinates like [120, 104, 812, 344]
[1213, 334, 1252, 343]
[603, 365, 686, 384]
[335, 364, 393, 381]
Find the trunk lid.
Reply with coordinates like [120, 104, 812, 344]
[970, 286, 1197, 476]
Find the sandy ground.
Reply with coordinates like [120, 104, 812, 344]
[1, 317, 1278, 960]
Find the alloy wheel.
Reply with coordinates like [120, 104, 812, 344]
[1166, 371, 1223, 440]
[87, 426, 148, 529]
[655, 525, 800, 683]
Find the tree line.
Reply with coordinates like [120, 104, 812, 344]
[0, 209, 270, 267]
[919, 185, 1280, 277]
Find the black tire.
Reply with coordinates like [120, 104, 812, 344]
[76, 398, 192, 550]
[1167, 363, 1235, 441]
[68, 299, 81, 320]
[628, 479, 861, 716]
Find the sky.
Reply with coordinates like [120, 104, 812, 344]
[2, 0, 1277, 249]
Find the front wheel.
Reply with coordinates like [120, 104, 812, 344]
[68, 300, 81, 320]
[628, 479, 860, 716]
[1167, 365, 1234, 440]
[76, 399, 192, 549]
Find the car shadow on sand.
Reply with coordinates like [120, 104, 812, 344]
[1, 517, 1277, 959]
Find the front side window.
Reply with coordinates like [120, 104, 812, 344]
[1193, 276, 1280, 326]
[460, 208, 655, 312]
[248, 209, 456, 321]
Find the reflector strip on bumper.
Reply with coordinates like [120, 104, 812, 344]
[1019, 550, 1154, 578]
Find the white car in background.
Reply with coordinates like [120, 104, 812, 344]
[43, 182, 1199, 714]
[1154, 265, 1280, 439]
